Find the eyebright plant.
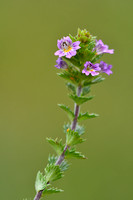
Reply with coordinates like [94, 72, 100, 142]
[33, 28, 114, 200]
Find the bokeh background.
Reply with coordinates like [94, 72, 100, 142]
[0, 0, 133, 199]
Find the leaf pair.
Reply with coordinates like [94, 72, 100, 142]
[58, 104, 98, 121]
[47, 137, 86, 160]
[48, 155, 69, 172]
[35, 171, 63, 196]
[69, 94, 94, 105]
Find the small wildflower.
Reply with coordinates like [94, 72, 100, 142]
[55, 58, 68, 69]
[99, 61, 113, 75]
[93, 40, 114, 55]
[55, 36, 81, 59]
[82, 61, 100, 76]
[67, 128, 70, 132]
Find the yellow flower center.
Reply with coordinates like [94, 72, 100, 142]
[64, 46, 72, 53]
[87, 67, 94, 72]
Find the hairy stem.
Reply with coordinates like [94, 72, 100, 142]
[34, 85, 82, 200]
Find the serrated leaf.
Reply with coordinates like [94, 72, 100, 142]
[48, 155, 69, 172]
[45, 164, 63, 182]
[57, 72, 71, 81]
[60, 159, 69, 172]
[42, 187, 64, 196]
[58, 104, 74, 121]
[46, 138, 64, 155]
[81, 86, 90, 96]
[91, 76, 105, 84]
[66, 129, 85, 146]
[83, 76, 105, 86]
[78, 112, 99, 121]
[66, 82, 76, 94]
[65, 148, 86, 159]
[69, 94, 94, 105]
[35, 171, 47, 192]
[48, 155, 57, 165]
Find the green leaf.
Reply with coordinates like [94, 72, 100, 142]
[91, 76, 105, 84]
[66, 82, 76, 94]
[65, 148, 86, 159]
[35, 171, 47, 192]
[46, 138, 64, 155]
[59, 159, 69, 172]
[45, 164, 63, 182]
[48, 154, 57, 165]
[78, 112, 99, 121]
[75, 124, 85, 135]
[58, 104, 74, 121]
[81, 86, 90, 96]
[48, 155, 69, 172]
[69, 34, 76, 42]
[64, 124, 85, 136]
[83, 76, 105, 86]
[91, 54, 103, 63]
[42, 187, 64, 196]
[69, 94, 94, 105]
[57, 72, 71, 81]
[66, 129, 85, 146]
[63, 56, 81, 68]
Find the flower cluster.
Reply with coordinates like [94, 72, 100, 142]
[54, 29, 114, 78]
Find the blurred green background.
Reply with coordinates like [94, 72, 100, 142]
[0, 0, 133, 199]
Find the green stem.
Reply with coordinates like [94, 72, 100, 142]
[34, 85, 82, 200]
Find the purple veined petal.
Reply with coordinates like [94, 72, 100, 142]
[72, 41, 81, 50]
[106, 49, 114, 54]
[84, 61, 90, 68]
[55, 64, 60, 69]
[65, 50, 77, 58]
[94, 39, 114, 55]
[65, 51, 73, 58]
[90, 71, 99, 76]
[85, 71, 90, 76]
[107, 65, 112, 70]
[55, 57, 68, 69]
[54, 50, 65, 57]
[105, 69, 113, 75]
[73, 41, 80, 46]
[73, 46, 81, 50]
[99, 61, 105, 66]
[63, 36, 72, 44]
[54, 50, 62, 56]
[94, 63, 101, 71]
[69, 50, 77, 57]
[82, 69, 86, 74]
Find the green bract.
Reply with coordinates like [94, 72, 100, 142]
[66, 129, 85, 146]
[35, 171, 47, 192]
[45, 164, 63, 182]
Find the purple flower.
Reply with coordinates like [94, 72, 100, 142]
[99, 61, 113, 75]
[82, 61, 101, 76]
[55, 58, 68, 69]
[55, 36, 81, 59]
[93, 40, 114, 55]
